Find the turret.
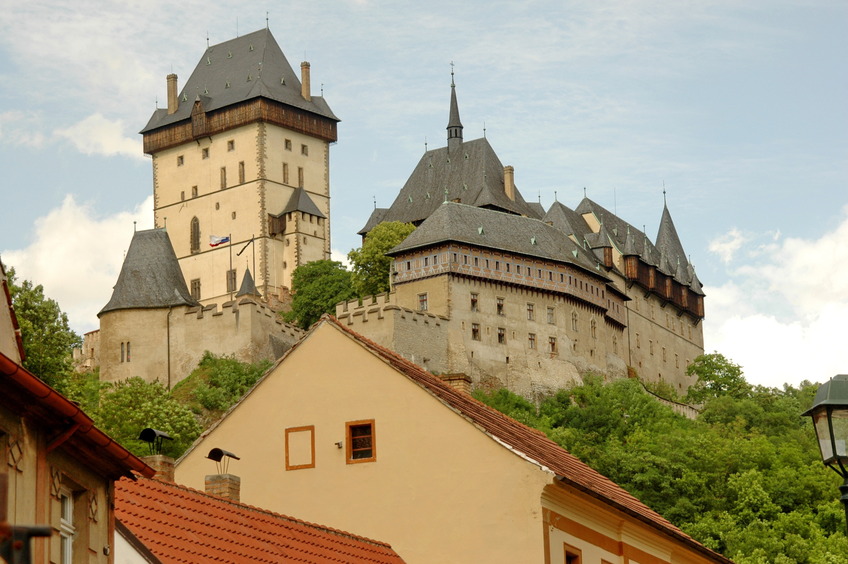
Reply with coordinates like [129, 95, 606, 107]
[446, 69, 463, 152]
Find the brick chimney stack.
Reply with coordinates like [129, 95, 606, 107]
[142, 455, 175, 482]
[205, 474, 241, 502]
[300, 62, 311, 101]
[504, 166, 516, 201]
[166, 74, 179, 115]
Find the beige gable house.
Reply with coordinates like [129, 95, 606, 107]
[175, 316, 730, 564]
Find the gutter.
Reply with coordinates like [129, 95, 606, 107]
[0, 352, 154, 479]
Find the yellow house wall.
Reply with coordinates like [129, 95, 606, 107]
[1, 404, 114, 564]
[175, 322, 552, 563]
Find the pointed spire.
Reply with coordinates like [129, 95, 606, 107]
[623, 226, 638, 256]
[447, 62, 463, 152]
[655, 199, 689, 274]
[236, 268, 262, 298]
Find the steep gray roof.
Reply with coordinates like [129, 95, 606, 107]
[236, 269, 262, 298]
[274, 187, 325, 218]
[99, 229, 198, 316]
[544, 201, 591, 242]
[575, 198, 661, 265]
[142, 28, 338, 134]
[389, 202, 607, 278]
[357, 208, 389, 236]
[655, 203, 690, 279]
[370, 138, 540, 231]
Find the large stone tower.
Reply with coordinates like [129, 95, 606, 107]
[141, 29, 339, 306]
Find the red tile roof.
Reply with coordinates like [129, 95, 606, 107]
[115, 475, 406, 564]
[323, 316, 732, 564]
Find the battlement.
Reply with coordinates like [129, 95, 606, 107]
[185, 297, 304, 342]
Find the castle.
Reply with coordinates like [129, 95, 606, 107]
[338, 75, 705, 398]
[80, 29, 704, 397]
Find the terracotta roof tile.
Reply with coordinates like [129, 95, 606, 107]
[324, 316, 732, 564]
[115, 476, 406, 564]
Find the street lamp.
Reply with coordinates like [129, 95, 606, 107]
[802, 374, 848, 533]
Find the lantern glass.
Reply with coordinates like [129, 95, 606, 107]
[813, 407, 848, 465]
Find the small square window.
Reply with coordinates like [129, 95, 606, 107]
[227, 139, 235, 151]
[497, 327, 506, 344]
[301, 144, 309, 156]
[346, 420, 376, 463]
[202, 147, 209, 159]
[526, 303, 534, 321]
[190, 278, 201, 300]
[285, 139, 292, 151]
[226, 269, 237, 293]
[471, 323, 480, 341]
[418, 293, 428, 311]
[177, 155, 184, 166]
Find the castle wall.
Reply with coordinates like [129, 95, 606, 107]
[99, 299, 303, 387]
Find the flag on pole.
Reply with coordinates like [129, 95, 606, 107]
[209, 235, 231, 247]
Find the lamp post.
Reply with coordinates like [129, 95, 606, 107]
[802, 374, 848, 534]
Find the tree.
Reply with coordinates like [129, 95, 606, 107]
[6, 266, 81, 386]
[95, 377, 201, 458]
[283, 260, 356, 329]
[347, 221, 415, 296]
[685, 352, 751, 404]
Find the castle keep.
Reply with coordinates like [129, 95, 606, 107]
[340, 78, 705, 397]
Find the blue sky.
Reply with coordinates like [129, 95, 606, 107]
[1, 0, 846, 387]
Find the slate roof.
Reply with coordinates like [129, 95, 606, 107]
[142, 28, 338, 134]
[99, 229, 198, 316]
[358, 208, 389, 236]
[365, 137, 540, 232]
[115, 476, 406, 564]
[274, 187, 326, 218]
[389, 202, 606, 277]
[236, 269, 261, 298]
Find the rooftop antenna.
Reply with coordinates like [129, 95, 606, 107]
[266, 11, 269, 29]
[373, 195, 377, 210]
[206, 31, 210, 48]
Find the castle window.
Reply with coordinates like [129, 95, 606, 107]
[177, 155, 184, 166]
[591, 319, 597, 339]
[227, 139, 235, 151]
[226, 269, 237, 293]
[463, 255, 468, 265]
[662, 347, 667, 362]
[526, 303, 534, 321]
[636, 333, 641, 348]
[495, 261, 499, 270]
[453, 253, 457, 262]
[180, 191, 185, 201]
[202, 147, 209, 159]
[239, 161, 245, 183]
[406, 261, 411, 271]
[126, 341, 131, 362]
[649, 340, 654, 355]
[418, 293, 428, 311]
[547, 307, 555, 324]
[549, 271, 553, 281]
[190, 278, 201, 300]
[496, 298, 504, 316]
[220, 167, 227, 189]
[497, 327, 506, 344]
[675, 354, 680, 368]
[283, 163, 290, 184]
[474, 257, 478, 266]
[285, 139, 292, 151]
[346, 420, 375, 463]
[424, 257, 429, 266]
[560, 273, 564, 282]
[190, 217, 200, 253]
[538, 269, 542, 278]
[192, 185, 198, 198]
[120, 342, 124, 363]
[301, 144, 309, 156]
[298, 167, 304, 188]
[506, 263, 510, 273]
[571, 312, 578, 332]
[548, 336, 558, 355]
[528, 333, 536, 349]
[471, 323, 480, 341]
[470, 293, 478, 312]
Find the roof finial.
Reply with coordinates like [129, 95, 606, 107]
[373, 195, 377, 210]
[554, 190, 558, 202]
[424, 136, 428, 152]
[321, 83, 324, 96]
[206, 31, 210, 48]
[662, 180, 667, 205]
[450, 61, 455, 87]
[133, 220, 137, 233]
[583, 187, 587, 198]
[483, 122, 486, 138]
[538, 190, 541, 203]
[447, 64, 463, 150]
[266, 11, 269, 29]
[163, 217, 167, 230]
[155, 95, 158, 109]
[444, 187, 449, 203]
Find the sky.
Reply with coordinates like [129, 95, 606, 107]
[0, 0, 845, 388]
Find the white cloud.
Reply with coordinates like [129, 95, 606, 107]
[705, 206, 848, 387]
[54, 114, 142, 159]
[708, 228, 747, 263]
[330, 249, 352, 269]
[1, 195, 154, 334]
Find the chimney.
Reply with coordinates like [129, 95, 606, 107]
[504, 166, 515, 201]
[439, 373, 472, 394]
[166, 74, 179, 115]
[205, 474, 241, 502]
[142, 455, 175, 482]
[300, 62, 311, 101]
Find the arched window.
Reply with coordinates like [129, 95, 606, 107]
[190, 217, 200, 253]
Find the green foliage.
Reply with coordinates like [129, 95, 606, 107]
[475, 370, 847, 562]
[54, 369, 103, 415]
[94, 377, 201, 458]
[685, 352, 751, 403]
[283, 260, 356, 329]
[347, 221, 415, 296]
[188, 351, 271, 411]
[6, 266, 81, 386]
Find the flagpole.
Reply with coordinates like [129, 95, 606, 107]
[252, 233, 256, 294]
[228, 233, 233, 301]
